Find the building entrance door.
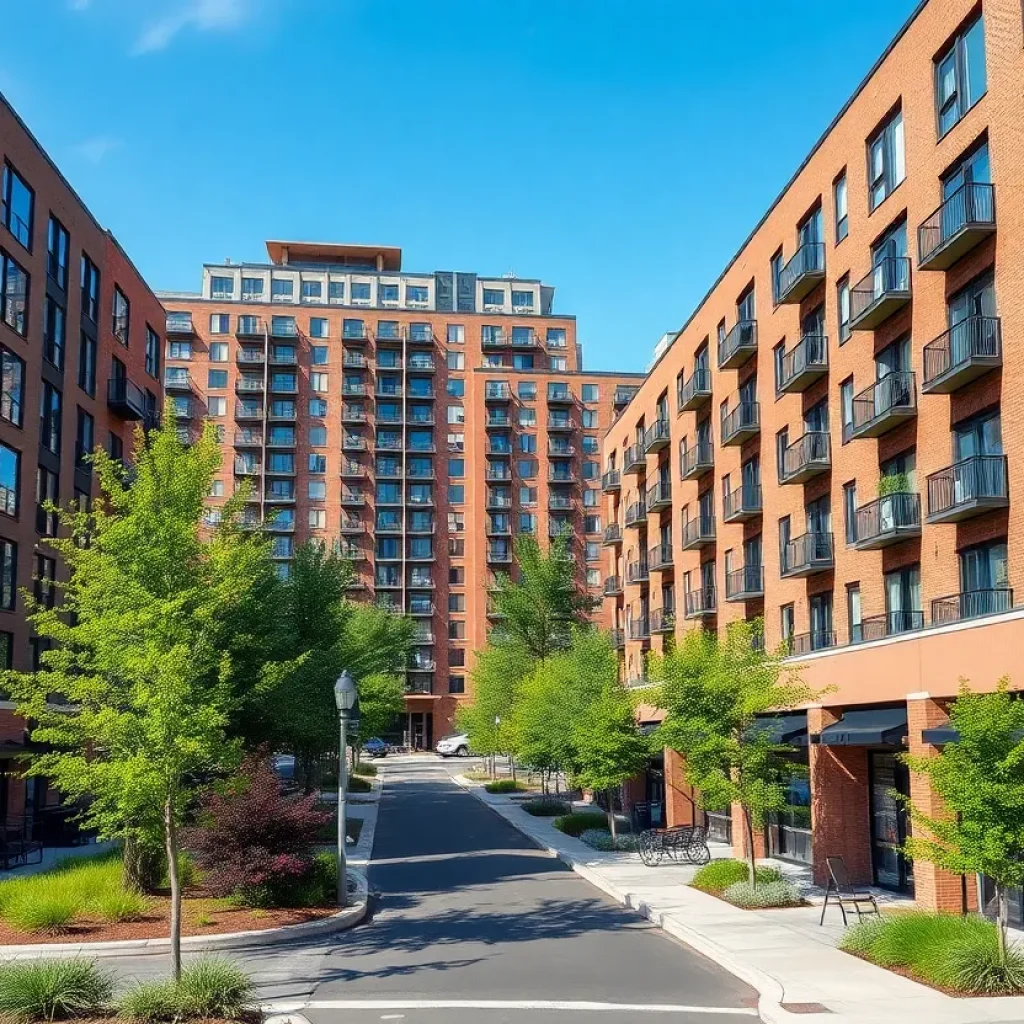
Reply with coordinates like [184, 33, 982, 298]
[407, 712, 434, 751]
[869, 751, 913, 892]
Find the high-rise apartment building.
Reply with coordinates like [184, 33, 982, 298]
[158, 241, 644, 747]
[0, 93, 164, 831]
[604, 0, 1024, 915]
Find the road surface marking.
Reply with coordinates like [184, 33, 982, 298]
[266, 1000, 757, 1016]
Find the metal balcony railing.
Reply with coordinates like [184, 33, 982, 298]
[720, 400, 759, 446]
[106, 378, 146, 420]
[650, 608, 676, 633]
[931, 588, 1013, 625]
[602, 470, 621, 491]
[854, 493, 921, 549]
[628, 617, 651, 640]
[678, 368, 712, 412]
[624, 444, 645, 473]
[680, 440, 714, 479]
[682, 515, 715, 550]
[850, 257, 911, 331]
[922, 316, 1001, 394]
[780, 431, 830, 484]
[684, 587, 717, 618]
[850, 372, 916, 438]
[777, 335, 828, 393]
[785, 630, 836, 655]
[918, 182, 996, 270]
[603, 523, 623, 545]
[604, 575, 624, 596]
[854, 610, 925, 642]
[643, 419, 671, 453]
[611, 629, 626, 649]
[645, 481, 672, 512]
[723, 483, 762, 522]
[718, 320, 757, 369]
[776, 242, 825, 304]
[624, 501, 646, 527]
[648, 543, 674, 571]
[626, 560, 650, 584]
[926, 454, 1008, 523]
[780, 532, 834, 578]
[725, 564, 763, 601]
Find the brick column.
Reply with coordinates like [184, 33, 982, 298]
[731, 801, 766, 862]
[809, 705, 873, 886]
[906, 693, 978, 912]
[664, 747, 697, 826]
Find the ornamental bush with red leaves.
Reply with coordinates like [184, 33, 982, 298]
[185, 754, 333, 907]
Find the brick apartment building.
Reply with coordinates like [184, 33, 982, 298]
[0, 94, 165, 839]
[157, 243, 644, 749]
[604, 0, 1024, 915]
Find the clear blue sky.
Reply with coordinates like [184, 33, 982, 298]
[5, 0, 919, 373]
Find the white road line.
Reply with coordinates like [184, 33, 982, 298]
[264, 999, 757, 1016]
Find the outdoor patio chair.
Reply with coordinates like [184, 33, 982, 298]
[819, 855, 880, 926]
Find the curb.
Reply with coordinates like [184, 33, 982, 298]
[0, 869, 370, 959]
[454, 775, 797, 1024]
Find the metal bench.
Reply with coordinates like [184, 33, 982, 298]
[639, 824, 711, 867]
[0, 818, 43, 871]
[819, 855, 880, 925]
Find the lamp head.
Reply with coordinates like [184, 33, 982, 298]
[334, 670, 358, 713]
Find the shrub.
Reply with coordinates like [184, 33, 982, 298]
[722, 879, 802, 909]
[552, 811, 609, 837]
[352, 762, 377, 777]
[185, 755, 331, 907]
[91, 888, 151, 924]
[4, 893, 78, 935]
[0, 958, 113, 1021]
[691, 858, 782, 894]
[348, 776, 372, 794]
[484, 779, 525, 794]
[840, 911, 1024, 995]
[118, 957, 253, 1022]
[579, 829, 640, 852]
[521, 798, 571, 817]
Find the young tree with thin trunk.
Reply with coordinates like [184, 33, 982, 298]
[901, 680, 1024, 962]
[5, 412, 278, 980]
[650, 621, 819, 886]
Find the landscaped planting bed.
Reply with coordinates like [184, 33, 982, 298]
[690, 859, 803, 909]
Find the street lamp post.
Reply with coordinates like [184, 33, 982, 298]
[334, 670, 359, 907]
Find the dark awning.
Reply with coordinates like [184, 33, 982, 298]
[922, 726, 959, 745]
[816, 708, 908, 747]
[749, 712, 808, 747]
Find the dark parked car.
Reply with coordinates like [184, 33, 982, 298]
[363, 737, 389, 759]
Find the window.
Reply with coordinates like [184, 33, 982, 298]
[448, 620, 466, 640]
[547, 328, 566, 348]
[520, 485, 537, 505]
[843, 481, 858, 544]
[37, 466, 58, 536]
[34, 553, 56, 610]
[936, 15, 987, 136]
[584, 488, 599, 507]
[775, 428, 789, 481]
[448, 485, 465, 503]
[519, 407, 536, 427]
[770, 250, 784, 304]
[518, 459, 536, 478]
[483, 287, 504, 307]
[241, 276, 264, 300]
[311, 372, 329, 393]
[511, 289, 534, 310]
[43, 297, 65, 369]
[837, 276, 851, 343]
[80, 254, 100, 322]
[379, 283, 398, 304]
[309, 425, 327, 447]
[145, 326, 160, 378]
[270, 277, 294, 300]
[47, 216, 69, 289]
[780, 604, 795, 646]
[0, 539, 16, 610]
[210, 275, 233, 299]
[833, 172, 848, 242]
[582, 436, 599, 455]
[301, 279, 322, 302]
[309, 509, 327, 529]
[407, 284, 428, 304]
[1, 251, 28, 336]
[549, 356, 567, 371]
[447, 324, 464, 344]
[309, 398, 327, 417]
[308, 453, 327, 474]
[581, 383, 599, 403]
[582, 409, 599, 430]
[447, 405, 465, 425]
[208, 312, 229, 335]
[868, 109, 905, 211]
[1, 163, 33, 250]
[847, 584, 862, 643]
[209, 479, 224, 498]
[583, 460, 599, 480]
[207, 369, 228, 389]
[585, 514, 601, 535]
[778, 515, 791, 568]
[514, 354, 536, 370]
[840, 378, 854, 443]
[449, 458, 465, 478]
[40, 383, 61, 454]
[447, 351, 465, 370]
[310, 318, 329, 339]
[0, 443, 17, 517]
[351, 282, 371, 303]
[519, 434, 537, 454]
[75, 406, 92, 467]
[449, 566, 465, 585]
[446, 379, 465, 397]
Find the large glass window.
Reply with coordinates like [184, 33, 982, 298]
[40, 383, 61, 454]
[1, 163, 33, 250]
[868, 110, 905, 210]
[1, 252, 28, 337]
[47, 215, 69, 289]
[1, 346, 24, 428]
[834, 173, 848, 242]
[935, 15, 987, 136]
[0, 442, 18, 517]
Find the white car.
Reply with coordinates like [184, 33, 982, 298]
[436, 733, 470, 758]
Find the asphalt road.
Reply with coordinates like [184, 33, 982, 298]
[300, 757, 758, 1023]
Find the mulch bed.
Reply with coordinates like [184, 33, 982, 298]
[0, 896, 339, 946]
[688, 885, 808, 911]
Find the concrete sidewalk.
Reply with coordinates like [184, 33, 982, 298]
[455, 775, 1024, 1024]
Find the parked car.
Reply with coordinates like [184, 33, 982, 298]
[436, 733, 470, 758]
[362, 737, 389, 759]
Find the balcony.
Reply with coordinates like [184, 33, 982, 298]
[270, 350, 298, 366]
[343, 326, 368, 344]
[548, 417, 575, 433]
[604, 575, 624, 597]
[165, 313, 194, 335]
[717, 320, 757, 370]
[485, 383, 512, 402]
[234, 403, 263, 421]
[341, 463, 367, 478]
[645, 481, 672, 513]
[931, 588, 1013, 625]
[602, 470, 621, 492]
[650, 608, 676, 634]
[407, 328, 434, 346]
[486, 414, 512, 429]
[855, 611, 925, 642]
[343, 354, 368, 369]
[682, 515, 716, 551]
[723, 484, 762, 523]
[680, 440, 714, 480]
[233, 458, 260, 477]
[684, 587, 717, 619]
[342, 383, 367, 397]
[780, 532, 834, 578]
[407, 357, 436, 373]
[486, 443, 512, 457]
[236, 319, 264, 338]
[340, 491, 365, 507]
[549, 494, 573, 510]
[235, 377, 264, 395]
[603, 524, 622, 546]
[270, 321, 298, 339]
[408, 600, 435, 617]
[343, 437, 367, 451]
[548, 470, 577, 485]
[486, 493, 512, 510]
[549, 443, 575, 457]
[850, 372, 916, 439]
[780, 432, 830, 485]
[547, 387, 573, 405]
[485, 465, 511, 481]
[678, 369, 712, 412]
[341, 407, 367, 424]
[234, 430, 262, 447]
[626, 559, 650, 585]
[628, 616, 651, 641]
[854, 493, 921, 550]
[725, 565, 763, 602]
[164, 370, 195, 392]
[777, 242, 825, 304]
[918, 183, 996, 271]
[777, 335, 828, 394]
[237, 348, 265, 365]
[482, 331, 508, 349]
[926, 455, 1008, 523]
[339, 520, 364, 535]
[624, 501, 646, 528]
[487, 545, 513, 564]
[407, 387, 436, 401]
[107, 378, 146, 420]
[849, 257, 912, 331]
[548, 521, 572, 539]
[720, 400, 759, 447]
[785, 631, 836, 656]
[643, 419, 671, 454]
[922, 316, 1002, 394]
[611, 629, 626, 650]
[624, 444, 646, 475]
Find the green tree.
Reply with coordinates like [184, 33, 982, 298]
[901, 680, 1024, 960]
[573, 682, 651, 841]
[650, 621, 819, 885]
[458, 642, 533, 769]
[5, 414, 277, 980]
[355, 671, 405, 749]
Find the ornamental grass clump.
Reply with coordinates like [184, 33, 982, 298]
[722, 879, 801, 909]
[521, 798, 571, 817]
[0, 958, 112, 1021]
[118, 957, 254, 1022]
[691, 858, 782, 895]
[483, 779, 525, 794]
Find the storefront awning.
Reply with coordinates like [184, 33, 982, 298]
[749, 712, 808, 747]
[815, 708, 908, 747]
[922, 726, 1024, 745]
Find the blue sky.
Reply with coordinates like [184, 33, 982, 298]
[4, 0, 919, 373]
